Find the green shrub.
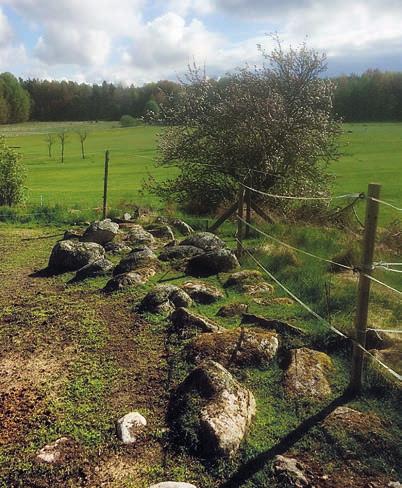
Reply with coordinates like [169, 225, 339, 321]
[119, 114, 138, 127]
[0, 136, 26, 206]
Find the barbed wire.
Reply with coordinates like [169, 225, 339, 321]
[236, 239, 402, 381]
[367, 328, 402, 334]
[236, 215, 354, 271]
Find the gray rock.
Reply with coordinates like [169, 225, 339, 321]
[170, 307, 222, 336]
[72, 258, 114, 282]
[146, 224, 175, 240]
[104, 269, 155, 293]
[116, 412, 147, 444]
[104, 241, 132, 254]
[81, 219, 119, 245]
[113, 246, 157, 276]
[180, 232, 225, 251]
[272, 455, 309, 487]
[159, 245, 204, 262]
[181, 281, 224, 304]
[48, 240, 105, 273]
[125, 224, 155, 246]
[123, 212, 132, 221]
[188, 328, 278, 367]
[283, 348, 333, 399]
[149, 483, 197, 488]
[140, 285, 192, 314]
[186, 249, 239, 277]
[171, 219, 194, 236]
[170, 360, 256, 457]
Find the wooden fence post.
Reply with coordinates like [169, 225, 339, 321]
[349, 182, 381, 394]
[245, 180, 252, 238]
[102, 150, 110, 220]
[236, 187, 245, 257]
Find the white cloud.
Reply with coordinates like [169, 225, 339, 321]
[122, 13, 224, 74]
[0, 7, 13, 46]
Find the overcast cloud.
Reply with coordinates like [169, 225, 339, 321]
[0, 0, 401, 84]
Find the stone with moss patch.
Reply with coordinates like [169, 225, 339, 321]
[113, 246, 158, 276]
[283, 347, 333, 398]
[224, 269, 264, 289]
[125, 224, 155, 246]
[140, 285, 192, 314]
[186, 249, 239, 277]
[169, 360, 256, 458]
[81, 219, 119, 245]
[188, 328, 278, 367]
[48, 240, 105, 273]
[180, 232, 225, 251]
[181, 281, 224, 304]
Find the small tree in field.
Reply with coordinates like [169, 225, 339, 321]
[147, 39, 341, 213]
[58, 130, 68, 163]
[0, 136, 26, 206]
[76, 129, 88, 159]
[45, 133, 55, 158]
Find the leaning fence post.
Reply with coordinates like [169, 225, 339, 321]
[349, 182, 381, 394]
[102, 150, 110, 220]
[236, 187, 245, 257]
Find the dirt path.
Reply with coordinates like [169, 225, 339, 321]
[0, 227, 171, 487]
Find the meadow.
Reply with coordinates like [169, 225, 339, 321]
[1, 121, 401, 222]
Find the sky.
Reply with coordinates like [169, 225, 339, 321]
[0, 0, 402, 85]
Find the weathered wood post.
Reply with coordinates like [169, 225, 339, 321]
[245, 176, 252, 238]
[349, 182, 381, 393]
[102, 150, 110, 220]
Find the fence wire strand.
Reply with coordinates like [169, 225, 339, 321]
[237, 215, 354, 271]
[237, 239, 402, 381]
[369, 197, 402, 212]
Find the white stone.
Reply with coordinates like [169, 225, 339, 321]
[36, 437, 70, 464]
[116, 411, 146, 444]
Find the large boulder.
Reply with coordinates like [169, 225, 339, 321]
[125, 225, 155, 246]
[171, 219, 194, 236]
[188, 328, 278, 368]
[81, 219, 119, 245]
[113, 246, 158, 276]
[186, 249, 239, 277]
[159, 245, 204, 262]
[71, 258, 114, 282]
[103, 269, 156, 293]
[140, 285, 192, 314]
[283, 348, 333, 399]
[48, 240, 105, 273]
[180, 232, 225, 251]
[169, 360, 256, 458]
[170, 307, 223, 337]
[181, 281, 224, 304]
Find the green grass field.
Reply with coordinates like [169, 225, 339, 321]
[1, 121, 401, 221]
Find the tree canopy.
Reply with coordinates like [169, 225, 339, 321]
[147, 41, 341, 213]
[0, 73, 30, 124]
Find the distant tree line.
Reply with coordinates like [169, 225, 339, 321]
[20, 78, 178, 122]
[333, 70, 402, 121]
[1, 69, 402, 124]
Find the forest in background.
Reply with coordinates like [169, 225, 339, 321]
[1, 69, 402, 124]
